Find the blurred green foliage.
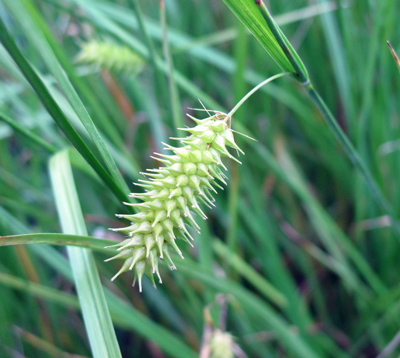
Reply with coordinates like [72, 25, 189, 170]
[0, 0, 400, 357]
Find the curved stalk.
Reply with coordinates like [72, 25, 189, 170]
[228, 72, 289, 118]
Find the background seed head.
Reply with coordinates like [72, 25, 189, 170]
[107, 112, 244, 291]
[76, 41, 144, 74]
[210, 329, 235, 358]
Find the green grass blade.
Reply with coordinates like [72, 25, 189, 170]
[316, 0, 354, 122]
[0, 232, 290, 309]
[0, 233, 113, 254]
[254, 0, 309, 82]
[0, 228, 318, 357]
[0, 210, 197, 358]
[49, 149, 122, 358]
[0, 271, 80, 309]
[75, 0, 169, 147]
[307, 85, 400, 241]
[85, 0, 312, 119]
[177, 259, 320, 358]
[213, 240, 288, 308]
[222, 0, 400, 240]
[0, 110, 57, 153]
[220, 0, 295, 74]
[159, 0, 184, 132]
[0, 17, 130, 208]
[4, 0, 130, 195]
[15, 1, 127, 150]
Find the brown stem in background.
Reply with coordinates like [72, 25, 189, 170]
[101, 69, 135, 121]
[387, 41, 400, 72]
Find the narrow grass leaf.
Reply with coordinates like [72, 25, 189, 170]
[4, 0, 130, 195]
[220, 0, 295, 73]
[177, 259, 321, 358]
[0, 110, 57, 153]
[49, 150, 122, 358]
[0, 17, 130, 208]
[0, 208, 197, 358]
[213, 240, 288, 308]
[0, 272, 80, 309]
[0, 233, 113, 254]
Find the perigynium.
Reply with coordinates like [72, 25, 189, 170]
[106, 110, 245, 291]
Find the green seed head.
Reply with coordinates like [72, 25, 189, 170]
[210, 329, 235, 358]
[76, 41, 144, 73]
[108, 112, 244, 291]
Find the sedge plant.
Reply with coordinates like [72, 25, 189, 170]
[1, 1, 400, 358]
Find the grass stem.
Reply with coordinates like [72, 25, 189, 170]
[307, 84, 400, 238]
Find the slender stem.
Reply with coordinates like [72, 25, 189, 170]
[307, 84, 400, 238]
[159, 0, 184, 132]
[228, 72, 288, 118]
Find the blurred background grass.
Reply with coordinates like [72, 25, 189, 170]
[0, 0, 400, 357]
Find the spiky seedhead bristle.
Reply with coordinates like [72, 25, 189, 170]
[108, 112, 245, 290]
